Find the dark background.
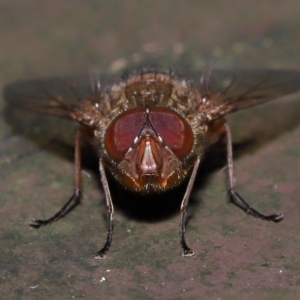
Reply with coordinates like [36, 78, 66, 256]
[1, 1, 300, 299]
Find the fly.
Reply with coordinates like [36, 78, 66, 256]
[5, 67, 300, 258]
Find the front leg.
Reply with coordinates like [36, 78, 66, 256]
[93, 159, 114, 259]
[180, 156, 201, 257]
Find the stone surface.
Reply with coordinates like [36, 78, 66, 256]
[1, 1, 300, 299]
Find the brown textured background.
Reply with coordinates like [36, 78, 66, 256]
[1, 1, 300, 299]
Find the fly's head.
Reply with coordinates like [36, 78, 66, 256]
[93, 102, 208, 193]
[100, 106, 201, 192]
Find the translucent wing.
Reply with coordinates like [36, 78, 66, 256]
[4, 76, 84, 118]
[4, 73, 114, 120]
[193, 69, 300, 120]
[5, 69, 300, 122]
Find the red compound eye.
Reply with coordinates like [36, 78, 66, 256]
[105, 108, 147, 162]
[149, 107, 193, 159]
[105, 107, 193, 163]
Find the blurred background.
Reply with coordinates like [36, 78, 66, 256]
[1, 1, 300, 299]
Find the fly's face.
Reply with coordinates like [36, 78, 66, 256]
[102, 106, 195, 192]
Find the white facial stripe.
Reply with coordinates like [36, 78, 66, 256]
[139, 141, 158, 173]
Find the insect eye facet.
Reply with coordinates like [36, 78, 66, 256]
[105, 107, 194, 164]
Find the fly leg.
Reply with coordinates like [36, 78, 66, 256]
[29, 130, 83, 228]
[180, 156, 201, 257]
[94, 159, 114, 259]
[224, 123, 283, 222]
